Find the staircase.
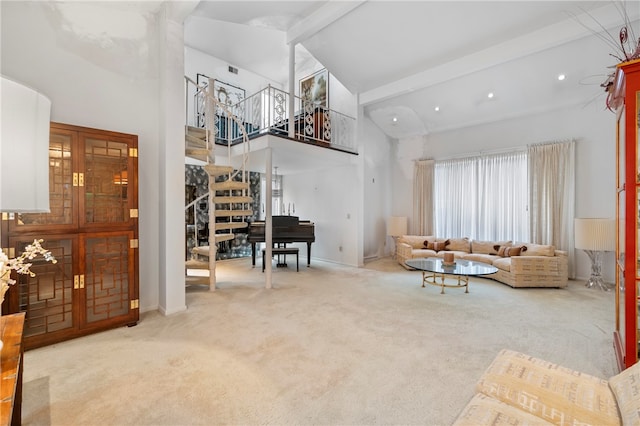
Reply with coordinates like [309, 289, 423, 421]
[184, 77, 252, 290]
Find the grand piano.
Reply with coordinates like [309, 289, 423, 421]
[248, 215, 315, 267]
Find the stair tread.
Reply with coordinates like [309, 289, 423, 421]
[211, 181, 250, 190]
[186, 125, 207, 136]
[186, 152, 208, 161]
[185, 142, 207, 152]
[215, 209, 253, 217]
[191, 246, 214, 257]
[186, 148, 209, 155]
[215, 221, 247, 230]
[215, 233, 235, 242]
[185, 259, 209, 269]
[186, 134, 207, 146]
[185, 276, 210, 286]
[215, 196, 252, 204]
[204, 164, 234, 176]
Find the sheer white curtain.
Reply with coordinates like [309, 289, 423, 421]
[434, 157, 478, 238]
[476, 151, 529, 242]
[413, 160, 434, 235]
[434, 152, 528, 242]
[529, 140, 576, 278]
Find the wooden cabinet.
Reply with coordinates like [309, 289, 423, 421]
[0, 313, 25, 426]
[614, 59, 640, 370]
[1, 122, 139, 350]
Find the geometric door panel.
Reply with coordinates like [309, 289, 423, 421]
[12, 236, 75, 339]
[83, 232, 133, 325]
[82, 136, 133, 227]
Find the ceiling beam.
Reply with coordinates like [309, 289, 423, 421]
[360, 3, 639, 106]
[167, 0, 200, 23]
[287, 1, 366, 45]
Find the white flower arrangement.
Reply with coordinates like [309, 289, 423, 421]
[0, 239, 57, 304]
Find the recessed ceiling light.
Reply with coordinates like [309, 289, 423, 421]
[392, 117, 398, 123]
[434, 106, 440, 112]
[558, 74, 566, 81]
[487, 92, 494, 99]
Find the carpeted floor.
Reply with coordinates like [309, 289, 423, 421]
[21, 257, 617, 425]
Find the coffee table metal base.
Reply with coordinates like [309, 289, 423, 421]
[406, 258, 498, 295]
[421, 271, 469, 294]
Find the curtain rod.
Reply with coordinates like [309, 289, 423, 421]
[436, 146, 526, 162]
[434, 138, 575, 162]
[527, 138, 576, 148]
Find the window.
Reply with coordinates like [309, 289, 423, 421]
[433, 151, 529, 242]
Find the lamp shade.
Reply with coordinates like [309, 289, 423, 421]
[387, 216, 407, 237]
[1, 75, 51, 212]
[574, 218, 615, 251]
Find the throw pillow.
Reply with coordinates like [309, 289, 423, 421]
[472, 240, 511, 255]
[505, 246, 526, 257]
[428, 239, 450, 252]
[404, 236, 432, 249]
[447, 237, 471, 253]
[494, 245, 527, 257]
[608, 359, 640, 426]
[520, 243, 555, 257]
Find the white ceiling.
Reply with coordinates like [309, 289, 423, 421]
[184, 0, 640, 139]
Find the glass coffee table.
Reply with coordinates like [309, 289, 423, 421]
[405, 258, 498, 294]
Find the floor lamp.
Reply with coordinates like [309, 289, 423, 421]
[387, 216, 407, 259]
[574, 218, 615, 291]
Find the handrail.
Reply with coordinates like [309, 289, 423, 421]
[185, 193, 209, 253]
[203, 77, 250, 182]
[186, 78, 357, 154]
[185, 193, 208, 210]
[217, 85, 357, 153]
[185, 76, 211, 160]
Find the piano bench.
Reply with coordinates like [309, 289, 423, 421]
[262, 247, 299, 272]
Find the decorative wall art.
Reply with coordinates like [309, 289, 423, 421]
[299, 68, 329, 109]
[196, 73, 246, 127]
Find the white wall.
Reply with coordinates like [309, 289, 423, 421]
[392, 101, 616, 282]
[185, 46, 281, 96]
[285, 161, 361, 266]
[185, 46, 282, 95]
[1, 2, 163, 311]
[361, 116, 394, 259]
[279, 116, 392, 266]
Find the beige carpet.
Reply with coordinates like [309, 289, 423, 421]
[21, 257, 617, 426]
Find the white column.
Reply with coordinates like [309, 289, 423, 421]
[288, 43, 296, 139]
[356, 93, 365, 267]
[265, 148, 273, 288]
[157, 5, 187, 314]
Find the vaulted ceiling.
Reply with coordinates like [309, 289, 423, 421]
[185, 1, 640, 139]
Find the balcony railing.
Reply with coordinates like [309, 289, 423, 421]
[192, 85, 356, 154]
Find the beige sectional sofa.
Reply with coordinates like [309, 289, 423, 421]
[396, 235, 568, 288]
[453, 349, 640, 426]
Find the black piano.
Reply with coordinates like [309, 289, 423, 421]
[248, 215, 315, 267]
